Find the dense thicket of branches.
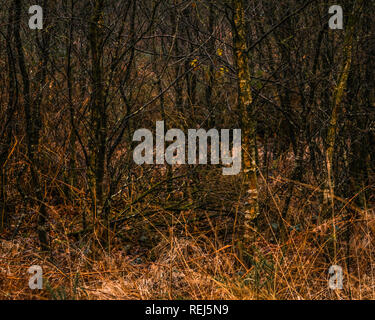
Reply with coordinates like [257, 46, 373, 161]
[0, 0, 374, 298]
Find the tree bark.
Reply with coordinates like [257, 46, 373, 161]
[232, 0, 259, 260]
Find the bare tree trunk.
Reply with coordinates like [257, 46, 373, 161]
[14, 0, 49, 251]
[232, 0, 259, 260]
[0, 2, 17, 230]
[205, 2, 216, 127]
[323, 0, 362, 261]
[65, 0, 78, 201]
[88, 0, 107, 253]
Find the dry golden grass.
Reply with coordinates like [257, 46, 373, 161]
[1, 155, 374, 300]
[1, 212, 374, 300]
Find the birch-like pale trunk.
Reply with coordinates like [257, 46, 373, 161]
[232, 0, 259, 256]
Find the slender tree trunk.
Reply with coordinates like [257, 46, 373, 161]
[14, 0, 49, 251]
[170, 5, 183, 114]
[66, 0, 78, 200]
[88, 0, 107, 253]
[232, 0, 259, 259]
[1, 3, 17, 230]
[324, 0, 362, 261]
[205, 2, 216, 127]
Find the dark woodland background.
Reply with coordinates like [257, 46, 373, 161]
[0, 0, 374, 299]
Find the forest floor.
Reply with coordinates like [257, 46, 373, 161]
[1, 181, 374, 300]
[1, 153, 374, 300]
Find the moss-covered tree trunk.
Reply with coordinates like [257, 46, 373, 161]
[232, 0, 259, 260]
[324, 0, 363, 260]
